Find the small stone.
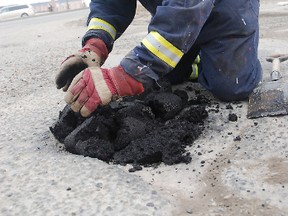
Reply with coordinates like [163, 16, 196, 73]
[228, 113, 238, 122]
[234, 136, 241, 141]
[96, 183, 103, 188]
[106, 206, 113, 211]
[186, 208, 193, 214]
[129, 164, 143, 172]
[226, 104, 233, 110]
[146, 202, 154, 207]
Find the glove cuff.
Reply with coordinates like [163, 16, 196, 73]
[83, 38, 108, 64]
[107, 65, 144, 97]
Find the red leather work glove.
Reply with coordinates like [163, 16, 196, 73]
[56, 38, 108, 91]
[64, 65, 144, 117]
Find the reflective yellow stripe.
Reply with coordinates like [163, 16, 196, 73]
[189, 64, 199, 80]
[88, 18, 116, 40]
[142, 31, 184, 68]
[195, 55, 201, 64]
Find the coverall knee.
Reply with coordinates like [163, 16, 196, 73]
[168, 0, 262, 101]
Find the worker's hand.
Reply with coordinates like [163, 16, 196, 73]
[56, 38, 108, 91]
[64, 65, 144, 117]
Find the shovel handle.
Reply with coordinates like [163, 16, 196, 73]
[266, 54, 288, 63]
[272, 58, 280, 72]
[265, 54, 288, 81]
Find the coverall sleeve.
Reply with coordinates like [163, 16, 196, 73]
[120, 0, 215, 85]
[82, 0, 137, 52]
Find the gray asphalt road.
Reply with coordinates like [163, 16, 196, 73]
[0, 9, 89, 28]
[0, 2, 287, 216]
[0, 7, 175, 216]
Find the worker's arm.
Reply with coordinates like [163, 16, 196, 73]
[83, 0, 137, 52]
[56, 0, 137, 91]
[57, 0, 216, 117]
[121, 0, 215, 85]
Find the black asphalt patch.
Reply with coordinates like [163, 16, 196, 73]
[50, 83, 209, 167]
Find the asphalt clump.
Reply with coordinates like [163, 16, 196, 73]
[50, 83, 209, 167]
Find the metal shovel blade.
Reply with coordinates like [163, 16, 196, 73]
[247, 80, 288, 118]
[247, 54, 288, 119]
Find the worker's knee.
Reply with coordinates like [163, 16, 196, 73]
[209, 82, 253, 101]
[199, 61, 262, 102]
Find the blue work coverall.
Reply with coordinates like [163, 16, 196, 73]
[83, 0, 262, 101]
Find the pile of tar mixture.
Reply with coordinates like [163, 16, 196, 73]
[50, 82, 209, 169]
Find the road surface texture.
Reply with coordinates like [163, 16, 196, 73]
[0, 1, 288, 215]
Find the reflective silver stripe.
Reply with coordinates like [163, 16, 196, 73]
[90, 67, 112, 105]
[88, 18, 116, 40]
[141, 31, 184, 68]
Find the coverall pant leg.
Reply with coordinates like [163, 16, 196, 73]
[167, 0, 262, 101]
